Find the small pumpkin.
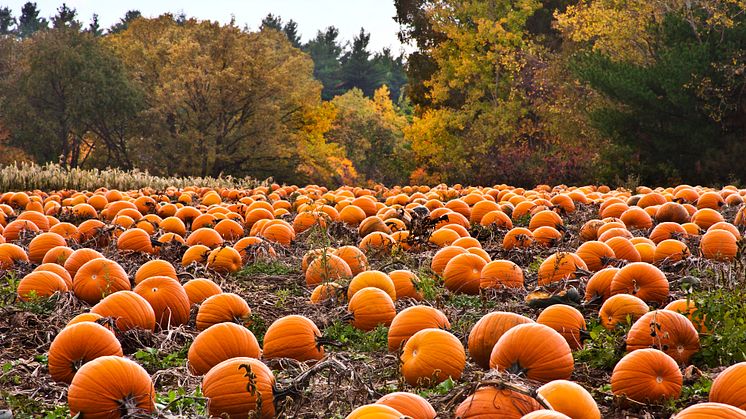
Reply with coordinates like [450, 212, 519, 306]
[346, 404, 405, 419]
[347, 270, 396, 300]
[480, 260, 524, 289]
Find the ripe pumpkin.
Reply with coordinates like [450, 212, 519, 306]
[532, 226, 562, 247]
[536, 304, 587, 350]
[117, 228, 154, 253]
[583, 267, 618, 303]
[359, 231, 395, 254]
[537, 252, 587, 286]
[64, 248, 104, 278]
[347, 270, 396, 300]
[346, 404, 405, 419]
[196, 292, 251, 331]
[206, 246, 243, 273]
[468, 312, 534, 369]
[305, 254, 352, 287]
[490, 323, 574, 383]
[73, 258, 131, 305]
[376, 392, 436, 419]
[17, 271, 68, 301]
[611, 348, 682, 403]
[91, 290, 156, 332]
[576, 241, 615, 272]
[609, 262, 669, 306]
[654, 239, 691, 264]
[68, 356, 155, 418]
[388, 305, 450, 352]
[536, 380, 600, 419]
[27, 232, 66, 264]
[430, 246, 468, 275]
[133, 276, 190, 330]
[186, 228, 224, 248]
[183, 278, 223, 305]
[665, 298, 707, 333]
[134, 259, 178, 285]
[454, 386, 541, 418]
[262, 315, 324, 362]
[0, 243, 29, 269]
[480, 260, 524, 289]
[503, 227, 534, 250]
[710, 362, 746, 410]
[389, 270, 423, 300]
[34, 262, 73, 288]
[700, 229, 738, 262]
[310, 282, 344, 304]
[202, 357, 275, 419]
[187, 322, 261, 375]
[656, 202, 690, 223]
[48, 322, 123, 384]
[333, 245, 369, 275]
[604, 237, 641, 262]
[400, 328, 465, 387]
[42, 245, 74, 265]
[521, 411, 571, 419]
[599, 294, 649, 330]
[182, 244, 211, 266]
[443, 252, 488, 295]
[673, 403, 746, 419]
[348, 287, 396, 331]
[626, 310, 700, 364]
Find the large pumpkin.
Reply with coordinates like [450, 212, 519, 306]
[537, 252, 587, 286]
[202, 357, 275, 418]
[187, 322, 261, 375]
[400, 328, 465, 387]
[73, 258, 131, 305]
[388, 305, 450, 352]
[17, 270, 68, 301]
[480, 260, 524, 289]
[183, 278, 223, 305]
[48, 322, 123, 384]
[376, 392, 436, 419]
[91, 290, 156, 332]
[195, 292, 252, 331]
[347, 270, 396, 300]
[454, 386, 541, 418]
[133, 276, 191, 330]
[536, 304, 587, 350]
[700, 229, 738, 262]
[626, 310, 700, 364]
[134, 259, 178, 285]
[599, 294, 649, 330]
[68, 356, 155, 418]
[468, 312, 534, 369]
[611, 348, 682, 403]
[536, 380, 600, 419]
[262, 315, 325, 362]
[709, 362, 746, 409]
[443, 252, 488, 294]
[673, 403, 746, 419]
[489, 323, 574, 383]
[609, 262, 669, 306]
[348, 287, 396, 331]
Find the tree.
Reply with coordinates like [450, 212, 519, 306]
[109, 10, 141, 34]
[0, 7, 15, 35]
[373, 48, 408, 102]
[303, 27, 344, 100]
[340, 28, 385, 97]
[88, 14, 103, 36]
[261, 14, 302, 48]
[107, 16, 345, 183]
[17, 2, 48, 38]
[52, 3, 80, 30]
[0, 27, 143, 167]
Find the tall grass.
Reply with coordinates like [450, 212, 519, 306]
[0, 162, 265, 191]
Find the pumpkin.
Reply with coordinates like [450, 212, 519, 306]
[691, 208, 725, 230]
[73, 258, 131, 305]
[454, 386, 541, 418]
[196, 292, 251, 331]
[27, 232, 66, 264]
[359, 231, 395, 254]
[468, 312, 534, 369]
[710, 362, 746, 410]
[183, 278, 223, 305]
[305, 254, 352, 287]
[656, 202, 690, 224]
[665, 298, 706, 333]
[376, 392, 436, 419]
[400, 328, 465, 387]
[673, 403, 746, 419]
[202, 357, 275, 419]
[533, 226, 563, 247]
[66, 312, 105, 327]
[182, 244, 211, 266]
[17, 271, 68, 301]
[333, 245, 369, 275]
[599, 294, 649, 330]
[480, 260, 524, 289]
[186, 227, 224, 248]
[700, 229, 738, 262]
[429, 227, 461, 247]
[537, 252, 587, 286]
[503, 227, 534, 250]
[187, 322, 261, 375]
[347, 270, 397, 300]
[430, 246, 468, 275]
[579, 220, 604, 242]
[346, 404, 405, 419]
[91, 290, 156, 332]
[536, 380, 600, 419]
[443, 252, 488, 294]
[0, 243, 29, 269]
[133, 276, 190, 329]
[490, 323, 574, 383]
[64, 248, 104, 278]
[521, 412, 571, 419]
[536, 304, 587, 350]
[134, 259, 178, 285]
[206, 246, 243, 273]
[479, 209, 513, 229]
[389, 270, 423, 300]
[68, 356, 155, 418]
[611, 348, 682, 403]
[42, 245, 74, 265]
[262, 315, 324, 362]
[34, 262, 73, 289]
[583, 267, 618, 303]
[576, 241, 615, 272]
[261, 222, 295, 246]
[609, 262, 669, 306]
[310, 282, 344, 304]
[650, 222, 688, 244]
[654, 239, 691, 263]
[48, 322, 123, 384]
[214, 218, 244, 240]
[620, 207, 652, 229]
[388, 305, 450, 352]
[2, 219, 40, 241]
[117, 228, 154, 253]
[348, 287, 396, 331]
[626, 310, 700, 364]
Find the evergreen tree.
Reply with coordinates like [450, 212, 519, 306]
[0, 7, 15, 35]
[109, 10, 141, 34]
[51, 3, 79, 30]
[17, 2, 48, 38]
[87, 14, 102, 36]
[303, 26, 344, 100]
[373, 48, 407, 102]
[283, 19, 301, 48]
[340, 28, 385, 97]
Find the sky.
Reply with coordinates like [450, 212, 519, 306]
[2, 1, 410, 53]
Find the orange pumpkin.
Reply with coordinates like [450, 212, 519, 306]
[202, 357, 275, 418]
[710, 362, 746, 410]
[536, 380, 600, 419]
[468, 312, 534, 369]
[599, 294, 649, 330]
[443, 252, 488, 294]
[48, 322, 123, 384]
[187, 322, 261, 375]
[348, 287, 396, 331]
[195, 292, 251, 331]
[376, 392, 436, 419]
[609, 262, 669, 306]
[454, 386, 541, 418]
[263, 315, 325, 362]
[400, 328, 465, 387]
[388, 305, 450, 352]
[133, 276, 191, 329]
[489, 323, 574, 383]
[183, 278, 223, 305]
[72, 258, 130, 305]
[536, 304, 587, 350]
[90, 290, 156, 332]
[626, 310, 700, 364]
[611, 348, 682, 403]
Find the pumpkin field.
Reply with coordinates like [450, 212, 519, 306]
[1, 178, 746, 418]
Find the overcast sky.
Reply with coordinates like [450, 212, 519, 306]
[3, 1, 410, 52]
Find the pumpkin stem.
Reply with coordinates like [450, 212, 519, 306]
[316, 335, 344, 349]
[118, 394, 146, 417]
[506, 361, 528, 377]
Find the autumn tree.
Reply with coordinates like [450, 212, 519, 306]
[107, 15, 346, 184]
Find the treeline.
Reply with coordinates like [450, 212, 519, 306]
[0, 3, 410, 185]
[1, 1, 745, 187]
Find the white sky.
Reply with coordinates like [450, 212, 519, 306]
[2, 0, 410, 53]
